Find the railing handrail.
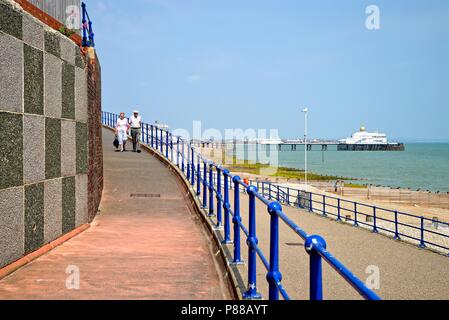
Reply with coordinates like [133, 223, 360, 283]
[101, 111, 382, 300]
[81, 2, 95, 47]
[251, 180, 449, 226]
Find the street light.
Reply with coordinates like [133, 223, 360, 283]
[302, 108, 309, 186]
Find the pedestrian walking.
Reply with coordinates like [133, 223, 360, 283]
[115, 112, 130, 152]
[129, 110, 142, 153]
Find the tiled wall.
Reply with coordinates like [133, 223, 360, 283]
[0, 1, 89, 268]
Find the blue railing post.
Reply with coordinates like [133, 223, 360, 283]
[196, 155, 201, 196]
[322, 195, 327, 217]
[394, 210, 400, 240]
[222, 170, 232, 244]
[354, 202, 359, 227]
[209, 163, 215, 217]
[81, 2, 88, 47]
[309, 192, 313, 212]
[187, 143, 191, 180]
[267, 202, 283, 301]
[191, 147, 195, 186]
[176, 137, 180, 167]
[155, 127, 159, 150]
[305, 235, 327, 300]
[202, 161, 208, 209]
[151, 126, 154, 148]
[170, 133, 174, 161]
[160, 129, 163, 154]
[88, 20, 94, 47]
[287, 187, 290, 205]
[181, 140, 185, 173]
[145, 124, 149, 145]
[297, 191, 301, 208]
[165, 131, 169, 158]
[419, 216, 426, 249]
[216, 166, 223, 228]
[231, 176, 244, 265]
[373, 206, 378, 233]
[243, 185, 262, 300]
[337, 198, 342, 222]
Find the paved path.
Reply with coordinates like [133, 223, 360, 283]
[0, 129, 233, 300]
[219, 191, 449, 300]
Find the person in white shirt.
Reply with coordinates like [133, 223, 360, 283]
[115, 112, 130, 152]
[129, 110, 142, 153]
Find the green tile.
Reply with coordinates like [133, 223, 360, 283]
[62, 176, 76, 234]
[76, 122, 88, 174]
[62, 62, 75, 119]
[45, 118, 61, 179]
[0, 112, 23, 189]
[44, 31, 60, 57]
[24, 44, 44, 115]
[0, 3, 22, 40]
[75, 48, 85, 69]
[25, 183, 44, 254]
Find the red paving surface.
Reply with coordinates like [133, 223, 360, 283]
[0, 129, 233, 300]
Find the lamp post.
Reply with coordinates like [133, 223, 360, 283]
[302, 108, 309, 186]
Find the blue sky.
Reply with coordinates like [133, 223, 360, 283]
[88, 0, 449, 141]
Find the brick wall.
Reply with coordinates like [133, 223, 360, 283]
[87, 51, 103, 222]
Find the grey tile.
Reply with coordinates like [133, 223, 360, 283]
[24, 44, 44, 115]
[75, 67, 87, 122]
[45, 117, 61, 179]
[75, 174, 88, 227]
[0, 32, 23, 113]
[44, 53, 62, 118]
[62, 176, 76, 234]
[23, 115, 45, 184]
[60, 36, 75, 65]
[61, 120, 76, 176]
[62, 62, 75, 120]
[76, 122, 88, 174]
[22, 14, 43, 50]
[0, 2, 22, 40]
[0, 112, 23, 190]
[44, 30, 60, 58]
[0, 187, 24, 269]
[44, 179, 62, 243]
[25, 183, 44, 254]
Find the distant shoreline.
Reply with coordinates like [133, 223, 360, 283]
[205, 146, 449, 194]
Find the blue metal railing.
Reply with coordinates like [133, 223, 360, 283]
[249, 181, 449, 257]
[101, 111, 381, 300]
[81, 2, 95, 47]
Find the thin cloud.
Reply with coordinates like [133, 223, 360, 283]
[186, 75, 202, 83]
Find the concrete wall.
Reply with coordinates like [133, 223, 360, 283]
[0, 0, 93, 268]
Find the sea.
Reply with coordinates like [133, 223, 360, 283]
[232, 143, 449, 192]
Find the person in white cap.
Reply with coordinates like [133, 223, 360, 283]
[129, 110, 142, 153]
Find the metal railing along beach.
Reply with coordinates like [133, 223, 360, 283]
[102, 111, 381, 301]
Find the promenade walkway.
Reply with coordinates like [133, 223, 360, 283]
[0, 129, 233, 300]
